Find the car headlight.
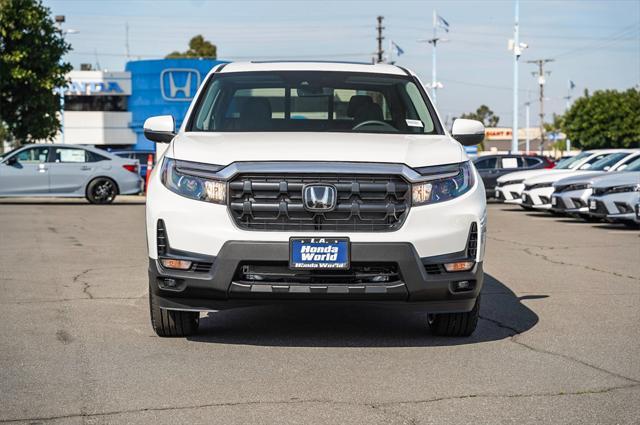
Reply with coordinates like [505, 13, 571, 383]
[412, 161, 475, 206]
[160, 158, 226, 204]
[607, 184, 640, 194]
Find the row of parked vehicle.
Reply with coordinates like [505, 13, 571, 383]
[475, 150, 640, 228]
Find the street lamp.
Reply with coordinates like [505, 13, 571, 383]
[54, 15, 79, 145]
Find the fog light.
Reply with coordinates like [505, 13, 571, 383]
[160, 258, 192, 270]
[444, 261, 474, 272]
[162, 278, 178, 288]
[453, 280, 474, 291]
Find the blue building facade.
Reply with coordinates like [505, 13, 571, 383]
[125, 58, 226, 151]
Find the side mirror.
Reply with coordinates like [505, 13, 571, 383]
[143, 115, 176, 144]
[452, 119, 485, 146]
[5, 156, 18, 166]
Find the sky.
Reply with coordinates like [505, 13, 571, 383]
[45, 0, 640, 128]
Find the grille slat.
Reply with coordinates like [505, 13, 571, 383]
[228, 173, 411, 231]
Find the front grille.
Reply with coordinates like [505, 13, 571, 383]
[228, 173, 411, 231]
[236, 262, 399, 284]
[467, 222, 478, 258]
[156, 220, 167, 256]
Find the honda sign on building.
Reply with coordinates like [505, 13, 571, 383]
[126, 59, 226, 150]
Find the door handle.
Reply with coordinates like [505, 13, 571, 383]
[81, 166, 91, 171]
[38, 164, 48, 172]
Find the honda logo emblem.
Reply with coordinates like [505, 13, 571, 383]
[303, 185, 337, 212]
[160, 69, 200, 101]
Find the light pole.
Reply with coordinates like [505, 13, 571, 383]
[54, 15, 78, 145]
[509, 0, 527, 153]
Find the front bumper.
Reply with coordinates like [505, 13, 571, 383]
[521, 187, 554, 210]
[496, 183, 524, 204]
[588, 193, 640, 221]
[551, 188, 591, 214]
[149, 241, 483, 313]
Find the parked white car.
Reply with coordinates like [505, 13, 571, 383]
[495, 151, 596, 207]
[587, 169, 640, 227]
[143, 61, 488, 338]
[520, 150, 638, 210]
[551, 153, 640, 218]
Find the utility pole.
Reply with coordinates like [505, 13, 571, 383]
[376, 16, 385, 63]
[564, 80, 574, 154]
[527, 58, 554, 155]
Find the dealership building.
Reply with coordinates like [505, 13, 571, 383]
[52, 58, 225, 151]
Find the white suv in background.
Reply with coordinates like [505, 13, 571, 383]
[143, 61, 487, 338]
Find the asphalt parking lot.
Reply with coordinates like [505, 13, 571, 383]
[1, 198, 639, 424]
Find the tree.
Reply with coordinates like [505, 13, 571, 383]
[562, 88, 640, 149]
[460, 105, 500, 128]
[0, 0, 71, 145]
[166, 35, 217, 59]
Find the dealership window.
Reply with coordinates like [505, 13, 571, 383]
[64, 95, 128, 112]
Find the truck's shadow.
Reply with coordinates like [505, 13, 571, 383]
[190, 273, 541, 347]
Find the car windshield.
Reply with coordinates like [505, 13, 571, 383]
[555, 152, 591, 169]
[189, 71, 440, 134]
[622, 157, 640, 171]
[588, 152, 628, 171]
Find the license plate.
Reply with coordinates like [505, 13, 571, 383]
[551, 196, 557, 206]
[590, 200, 596, 210]
[289, 237, 350, 270]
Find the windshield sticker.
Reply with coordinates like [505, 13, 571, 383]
[406, 119, 424, 128]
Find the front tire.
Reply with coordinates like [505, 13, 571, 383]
[149, 289, 199, 337]
[86, 177, 118, 204]
[428, 296, 480, 337]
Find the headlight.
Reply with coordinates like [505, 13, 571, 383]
[607, 184, 640, 194]
[412, 161, 475, 206]
[160, 158, 226, 204]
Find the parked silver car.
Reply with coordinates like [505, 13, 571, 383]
[0, 144, 143, 204]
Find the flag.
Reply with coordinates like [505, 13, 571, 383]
[391, 41, 404, 56]
[437, 14, 450, 32]
[569, 80, 576, 90]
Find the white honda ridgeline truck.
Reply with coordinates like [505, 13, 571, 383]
[143, 61, 487, 337]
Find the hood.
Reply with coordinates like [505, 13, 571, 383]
[170, 132, 465, 168]
[592, 171, 640, 189]
[524, 170, 595, 185]
[553, 171, 607, 187]
[497, 168, 570, 183]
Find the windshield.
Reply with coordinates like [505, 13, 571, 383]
[588, 152, 628, 171]
[623, 157, 640, 171]
[189, 71, 440, 134]
[555, 152, 591, 169]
